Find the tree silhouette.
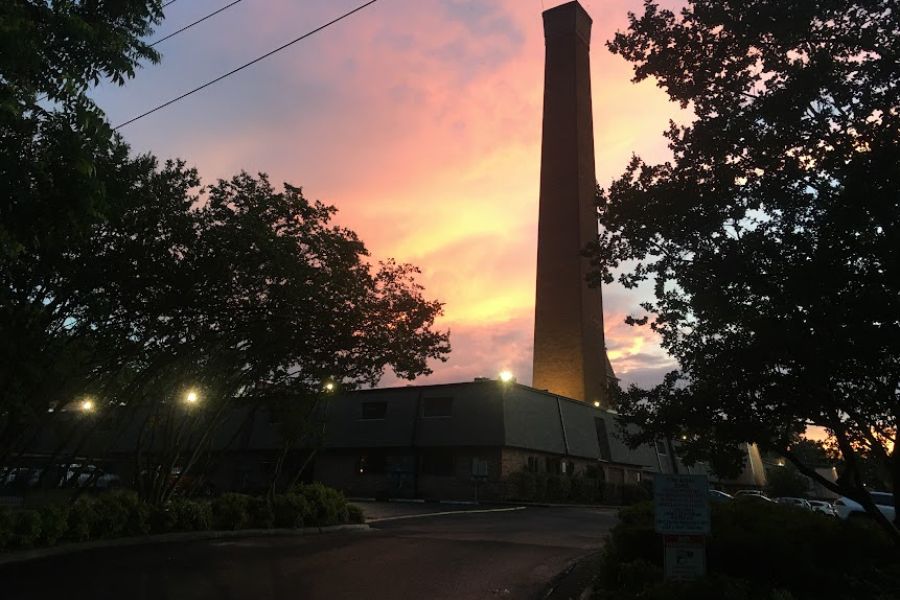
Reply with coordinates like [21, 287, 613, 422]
[590, 0, 900, 543]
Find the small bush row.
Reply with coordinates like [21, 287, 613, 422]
[0, 482, 364, 552]
[593, 499, 900, 599]
[506, 471, 651, 505]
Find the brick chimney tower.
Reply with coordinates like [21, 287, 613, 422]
[532, 1, 613, 407]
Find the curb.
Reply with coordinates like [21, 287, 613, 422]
[350, 498, 621, 511]
[541, 550, 603, 600]
[0, 523, 370, 567]
[367, 505, 526, 523]
[498, 501, 622, 511]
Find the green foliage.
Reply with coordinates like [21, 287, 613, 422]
[273, 493, 311, 529]
[211, 493, 252, 531]
[595, 500, 900, 599]
[36, 504, 69, 546]
[65, 496, 98, 542]
[0, 483, 359, 553]
[0, 508, 11, 548]
[90, 490, 150, 538]
[2, 3, 450, 502]
[765, 466, 809, 499]
[0, 0, 165, 459]
[9, 510, 42, 549]
[291, 482, 349, 526]
[247, 496, 275, 529]
[346, 504, 365, 524]
[167, 497, 212, 532]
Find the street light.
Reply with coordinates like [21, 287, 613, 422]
[184, 389, 200, 405]
[80, 398, 95, 413]
[498, 370, 514, 383]
[323, 381, 335, 393]
[593, 401, 600, 408]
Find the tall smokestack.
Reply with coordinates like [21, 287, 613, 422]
[532, 1, 613, 406]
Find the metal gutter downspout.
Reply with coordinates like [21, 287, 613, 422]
[556, 397, 570, 456]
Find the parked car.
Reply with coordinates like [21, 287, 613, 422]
[63, 464, 121, 489]
[0, 467, 42, 489]
[774, 497, 813, 510]
[834, 491, 896, 521]
[734, 490, 774, 502]
[709, 489, 734, 504]
[808, 499, 836, 516]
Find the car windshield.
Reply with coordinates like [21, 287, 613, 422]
[870, 492, 893, 506]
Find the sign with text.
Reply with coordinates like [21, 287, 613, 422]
[654, 474, 710, 535]
[663, 535, 707, 580]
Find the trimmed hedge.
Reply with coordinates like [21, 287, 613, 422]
[0, 484, 364, 553]
[506, 471, 651, 506]
[594, 500, 900, 599]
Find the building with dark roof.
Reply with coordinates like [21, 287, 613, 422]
[316, 379, 670, 501]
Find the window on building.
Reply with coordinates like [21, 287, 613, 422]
[422, 396, 453, 418]
[360, 401, 387, 420]
[656, 440, 668, 455]
[357, 451, 386, 475]
[594, 417, 611, 461]
[545, 457, 562, 475]
[526, 456, 540, 473]
[562, 461, 576, 476]
[420, 451, 455, 476]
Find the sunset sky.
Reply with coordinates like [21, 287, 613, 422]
[95, 0, 689, 389]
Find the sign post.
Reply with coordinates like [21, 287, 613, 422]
[653, 474, 710, 581]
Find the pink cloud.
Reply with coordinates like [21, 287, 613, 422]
[104, 0, 689, 392]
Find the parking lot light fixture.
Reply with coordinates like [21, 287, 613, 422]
[185, 389, 200, 405]
[593, 401, 600, 408]
[323, 381, 336, 393]
[80, 398, 95, 413]
[498, 370, 514, 383]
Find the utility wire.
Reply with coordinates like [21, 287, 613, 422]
[114, 0, 380, 130]
[33, 0, 189, 104]
[150, 0, 244, 47]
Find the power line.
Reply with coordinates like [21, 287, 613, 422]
[114, 0, 380, 130]
[150, 0, 244, 48]
[33, 0, 188, 104]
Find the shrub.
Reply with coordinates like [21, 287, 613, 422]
[212, 493, 252, 530]
[247, 496, 274, 529]
[507, 471, 537, 500]
[346, 503, 365, 524]
[273, 493, 310, 529]
[292, 483, 348, 526]
[546, 475, 572, 502]
[595, 499, 900, 600]
[10, 510, 42, 549]
[65, 496, 98, 542]
[0, 508, 12, 549]
[37, 504, 69, 546]
[168, 498, 212, 531]
[147, 503, 175, 534]
[622, 484, 652, 506]
[89, 490, 150, 538]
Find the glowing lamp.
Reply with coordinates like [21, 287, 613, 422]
[498, 370, 514, 383]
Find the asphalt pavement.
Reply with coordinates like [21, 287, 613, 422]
[0, 503, 618, 600]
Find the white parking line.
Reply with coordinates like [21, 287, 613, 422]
[367, 506, 528, 523]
